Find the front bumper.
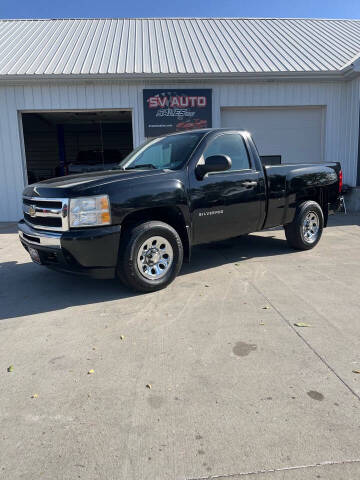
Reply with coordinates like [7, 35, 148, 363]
[18, 220, 121, 279]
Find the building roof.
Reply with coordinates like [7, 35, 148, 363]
[0, 17, 360, 78]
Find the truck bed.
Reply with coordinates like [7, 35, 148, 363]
[263, 162, 341, 229]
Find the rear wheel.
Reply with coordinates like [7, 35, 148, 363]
[118, 221, 183, 292]
[284, 201, 324, 250]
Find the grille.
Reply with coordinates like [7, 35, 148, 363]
[22, 197, 69, 232]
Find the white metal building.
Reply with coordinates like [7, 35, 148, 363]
[1, 17, 360, 221]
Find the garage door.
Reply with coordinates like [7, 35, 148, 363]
[221, 107, 324, 164]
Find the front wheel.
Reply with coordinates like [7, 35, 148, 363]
[284, 201, 324, 250]
[118, 221, 183, 292]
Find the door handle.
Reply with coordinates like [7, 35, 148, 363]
[242, 181, 258, 188]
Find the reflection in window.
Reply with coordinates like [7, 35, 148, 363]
[205, 134, 250, 171]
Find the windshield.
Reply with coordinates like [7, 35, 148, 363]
[118, 132, 204, 171]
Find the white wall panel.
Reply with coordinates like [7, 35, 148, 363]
[0, 78, 359, 221]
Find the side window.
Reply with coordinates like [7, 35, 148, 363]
[204, 134, 250, 171]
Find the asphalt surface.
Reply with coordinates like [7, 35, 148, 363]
[0, 215, 360, 480]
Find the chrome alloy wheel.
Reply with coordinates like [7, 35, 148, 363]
[302, 211, 320, 244]
[137, 236, 173, 280]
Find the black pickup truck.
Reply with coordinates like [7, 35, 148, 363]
[19, 129, 342, 292]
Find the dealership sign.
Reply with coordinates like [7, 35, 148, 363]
[143, 89, 212, 137]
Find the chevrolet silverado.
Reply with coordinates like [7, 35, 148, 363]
[19, 129, 342, 292]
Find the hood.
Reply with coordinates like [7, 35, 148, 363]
[23, 168, 168, 198]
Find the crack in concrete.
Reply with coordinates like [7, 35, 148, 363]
[187, 458, 360, 479]
[248, 279, 360, 402]
[220, 243, 360, 402]
[219, 243, 360, 402]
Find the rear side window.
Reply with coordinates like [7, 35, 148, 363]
[204, 133, 250, 171]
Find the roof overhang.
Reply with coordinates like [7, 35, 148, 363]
[0, 68, 359, 84]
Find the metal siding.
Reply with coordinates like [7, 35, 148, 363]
[0, 79, 359, 221]
[0, 86, 26, 221]
[0, 18, 360, 76]
[341, 77, 360, 186]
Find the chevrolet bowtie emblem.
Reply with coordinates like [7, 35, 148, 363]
[29, 205, 36, 218]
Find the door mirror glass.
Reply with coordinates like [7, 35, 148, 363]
[196, 155, 232, 179]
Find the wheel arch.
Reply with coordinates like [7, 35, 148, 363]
[296, 188, 329, 227]
[120, 207, 191, 262]
[284, 187, 329, 227]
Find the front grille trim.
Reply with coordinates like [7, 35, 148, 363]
[22, 196, 69, 232]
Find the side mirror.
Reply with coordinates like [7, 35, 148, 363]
[196, 155, 232, 180]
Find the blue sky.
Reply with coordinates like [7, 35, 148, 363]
[0, 0, 359, 20]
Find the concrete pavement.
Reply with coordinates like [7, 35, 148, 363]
[0, 215, 359, 479]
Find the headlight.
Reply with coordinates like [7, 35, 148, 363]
[69, 195, 111, 228]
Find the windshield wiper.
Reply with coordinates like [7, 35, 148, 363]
[124, 164, 157, 170]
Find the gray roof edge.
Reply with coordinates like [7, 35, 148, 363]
[0, 70, 355, 84]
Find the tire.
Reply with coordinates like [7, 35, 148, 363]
[117, 221, 183, 292]
[284, 201, 324, 250]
